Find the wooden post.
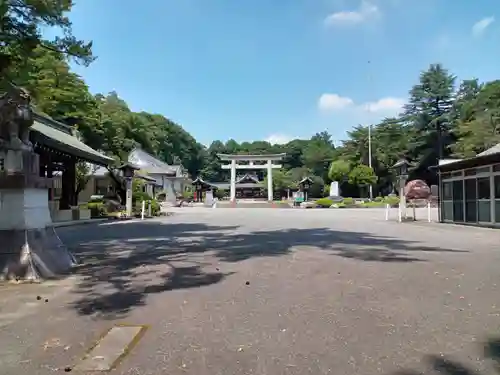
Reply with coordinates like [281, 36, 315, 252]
[60, 158, 76, 210]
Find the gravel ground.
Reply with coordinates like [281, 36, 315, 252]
[1, 208, 500, 375]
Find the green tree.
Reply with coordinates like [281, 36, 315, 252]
[328, 160, 351, 182]
[404, 63, 455, 179]
[1, 0, 94, 74]
[263, 170, 294, 192]
[452, 80, 500, 158]
[301, 131, 335, 181]
[8, 47, 99, 132]
[348, 165, 378, 188]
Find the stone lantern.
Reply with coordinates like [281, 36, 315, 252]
[392, 158, 413, 221]
[118, 162, 139, 217]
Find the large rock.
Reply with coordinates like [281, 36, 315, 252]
[404, 179, 431, 200]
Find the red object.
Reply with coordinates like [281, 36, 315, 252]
[404, 179, 431, 200]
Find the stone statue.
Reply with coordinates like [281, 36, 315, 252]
[0, 82, 34, 151]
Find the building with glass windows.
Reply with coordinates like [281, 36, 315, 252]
[436, 144, 500, 227]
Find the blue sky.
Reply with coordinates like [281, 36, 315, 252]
[67, 0, 500, 146]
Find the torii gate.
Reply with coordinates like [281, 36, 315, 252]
[218, 153, 286, 202]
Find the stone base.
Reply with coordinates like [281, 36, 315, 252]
[0, 226, 78, 281]
[328, 195, 344, 203]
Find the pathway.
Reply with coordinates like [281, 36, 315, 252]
[1, 209, 499, 375]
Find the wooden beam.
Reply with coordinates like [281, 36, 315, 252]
[221, 164, 282, 170]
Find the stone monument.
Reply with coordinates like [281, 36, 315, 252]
[0, 83, 77, 281]
[329, 181, 343, 202]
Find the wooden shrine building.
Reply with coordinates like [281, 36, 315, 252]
[29, 112, 113, 217]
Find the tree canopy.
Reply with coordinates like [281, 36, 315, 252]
[0, 0, 94, 74]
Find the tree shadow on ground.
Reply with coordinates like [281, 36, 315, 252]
[59, 220, 467, 319]
[391, 336, 500, 375]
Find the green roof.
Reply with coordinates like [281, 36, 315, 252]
[31, 120, 114, 166]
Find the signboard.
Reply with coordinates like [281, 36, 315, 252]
[294, 191, 305, 202]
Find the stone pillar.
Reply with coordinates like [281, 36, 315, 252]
[0, 150, 77, 281]
[230, 159, 236, 202]
[125, 177, 133, 217]
[399, 176, 408, 221]
[267, 159, 273, 201]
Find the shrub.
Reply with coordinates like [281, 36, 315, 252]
[342, 197, 354, 205]
[150, 199, 160, 216]
[383, 196, 400, 206]
[87, 202, 106, 218]
[215, 189, 227, 200]
[374, 196, 383, 202]
[183, 190, 194, 200]
[315, 198, 333, 208]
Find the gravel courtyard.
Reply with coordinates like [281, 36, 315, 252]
[1, 208, 500, 375]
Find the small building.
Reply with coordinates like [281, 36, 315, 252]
[77, 165, 162, 203]
[79, 148, 188, 203]
[29, 112, 113, 222]
[127, 148, 188, 202]
[202, 173, 265, 199]
[436, 144, 500, 227]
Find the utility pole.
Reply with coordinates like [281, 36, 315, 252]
[367, 60, 373, 200]
[368, 123, 373, 200]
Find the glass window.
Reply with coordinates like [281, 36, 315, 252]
[478, 201, 491, 222]
[453, 180, 463, 200]
[465, 179, 477, 200]
[451, 171, 463, 177]
[443, 182, 453, 200]
[495, 201, 500, 223]
[442, 201, 453, 221]
[477, 177, 491, 199]
[452, 180, 464, 222]
[495, 176, 500, 199]
[476, 166, 491, 174]
[453, 201, 464, 221]
[465, 179, 477, 223]
[466, 201, 477, 222]
[465, 169, 476, 176]
[494, 164, 500, 172]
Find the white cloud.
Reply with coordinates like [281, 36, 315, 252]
[325, 1, 379, 26]
[265, 134, 294, 145]
[318, 93, 354, 111]
[472, 16, 494, 37]
[364, 97, 405, 113]
[318, 93, 405, 115]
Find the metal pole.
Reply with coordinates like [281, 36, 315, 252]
[368, 124, 373, 200]
[367, 59, 374, 201]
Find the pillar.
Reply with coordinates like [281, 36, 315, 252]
[46, 159, 53, 201]
[267, 159, 273, 201]
[125, 177, 133, 217]
[230, 159, 236, 202]
[60, 158, 76, 210]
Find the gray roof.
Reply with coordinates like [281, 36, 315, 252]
[31, 117, 113, 166]
[209, 182, 264, 189]
[128, 148, 182, 175]
[478, 143, 500, 157]
[235, 173, 261, 183]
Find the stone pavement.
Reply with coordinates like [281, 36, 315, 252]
[1, 209, 500, 375]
